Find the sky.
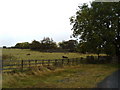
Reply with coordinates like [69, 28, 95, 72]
[0, 0, 93, 47]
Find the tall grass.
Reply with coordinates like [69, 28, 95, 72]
[2, 64, 118, 88]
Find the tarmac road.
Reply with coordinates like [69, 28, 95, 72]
[97, 70, 120, 88]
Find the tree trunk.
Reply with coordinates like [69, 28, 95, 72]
[116, 10, 120, 64]
[97, 53, 100, 60]
[116, 46, 120, 64]
[115, 40, 120, 64]
[118, 55, 120, 64]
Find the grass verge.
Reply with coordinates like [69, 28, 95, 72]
[2, 64, 119, 88]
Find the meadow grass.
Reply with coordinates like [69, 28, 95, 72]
[2, 49, 114, 88]
[2, 49, 105, 60]
[2, 64, 119, 88]
[2, 49, 106, 72]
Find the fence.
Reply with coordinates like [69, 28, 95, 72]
[2, 56, 113, 73]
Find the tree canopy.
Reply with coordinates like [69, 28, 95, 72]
[15, 42, 30, 49]
[59, 40, 78, 52]
[70, 2, 120, 61]
[30, 37, 57, 50]
[14, 37, 57, 51]
[40, 37, 57, 49]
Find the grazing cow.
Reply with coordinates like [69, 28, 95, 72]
[62, 56, 68, 58]
[26, 53, 30, 55]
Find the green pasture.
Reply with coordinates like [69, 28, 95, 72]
[2, 49, 118, 88]
[2, 49, 107, 73]
[2, 49, 105, 60]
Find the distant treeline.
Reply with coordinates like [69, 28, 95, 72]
[3, 37, 115, 55]
[3, 37, 78, 52]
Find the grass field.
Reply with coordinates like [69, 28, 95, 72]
[2, 49, 117, 88]
[2, 64, 119, 88]
[2, 49, 104, 60]
[2, 49, 106, 73]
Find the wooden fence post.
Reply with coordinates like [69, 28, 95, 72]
[55, 59, 57, 67]
[42, 60, 44, 66]
[62, 59, 64, 66]
[79, 58, 81, 64]
[67, 59, 70, 65]
[48, 60, 50, 66]
[35, 60, 37, 66]
[81, 57, 84, 64]
[72, 58, 74, 65]
[29, 60, 31, 69]
[21, 60, 23, 71]
[78, 58, 79, 64]
[76, 58, 78, 65]
[74, 58, 75, 65]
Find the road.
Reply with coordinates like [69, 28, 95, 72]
[97, 70, 120, 88]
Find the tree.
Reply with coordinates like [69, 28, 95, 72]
[59, 40, 78, 52]
[70, 2, 120, 62]
[58, 41, 68, 49]
[22, 42, 30, 49]
[15, 43, 21, 48]
[15, 42, 30, 49]
[40, 37, 57, 49]
[76, 42, 90, 53]
[30, 40, 40, 50]
[3, 46, 7, 48]
[67, 40, 78, 52]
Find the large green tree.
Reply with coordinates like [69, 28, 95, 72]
[70, 2, 120, 62]
[40, 37, 57, 49]
[59, 40, 78, 52]
[30, 40, 40, 50]
[15, 42, 30, 49]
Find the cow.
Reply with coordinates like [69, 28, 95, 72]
[26, 53, 30, 55]
[62, 56, 68, 58]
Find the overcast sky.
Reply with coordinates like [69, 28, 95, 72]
[0, 0, 93, 47]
